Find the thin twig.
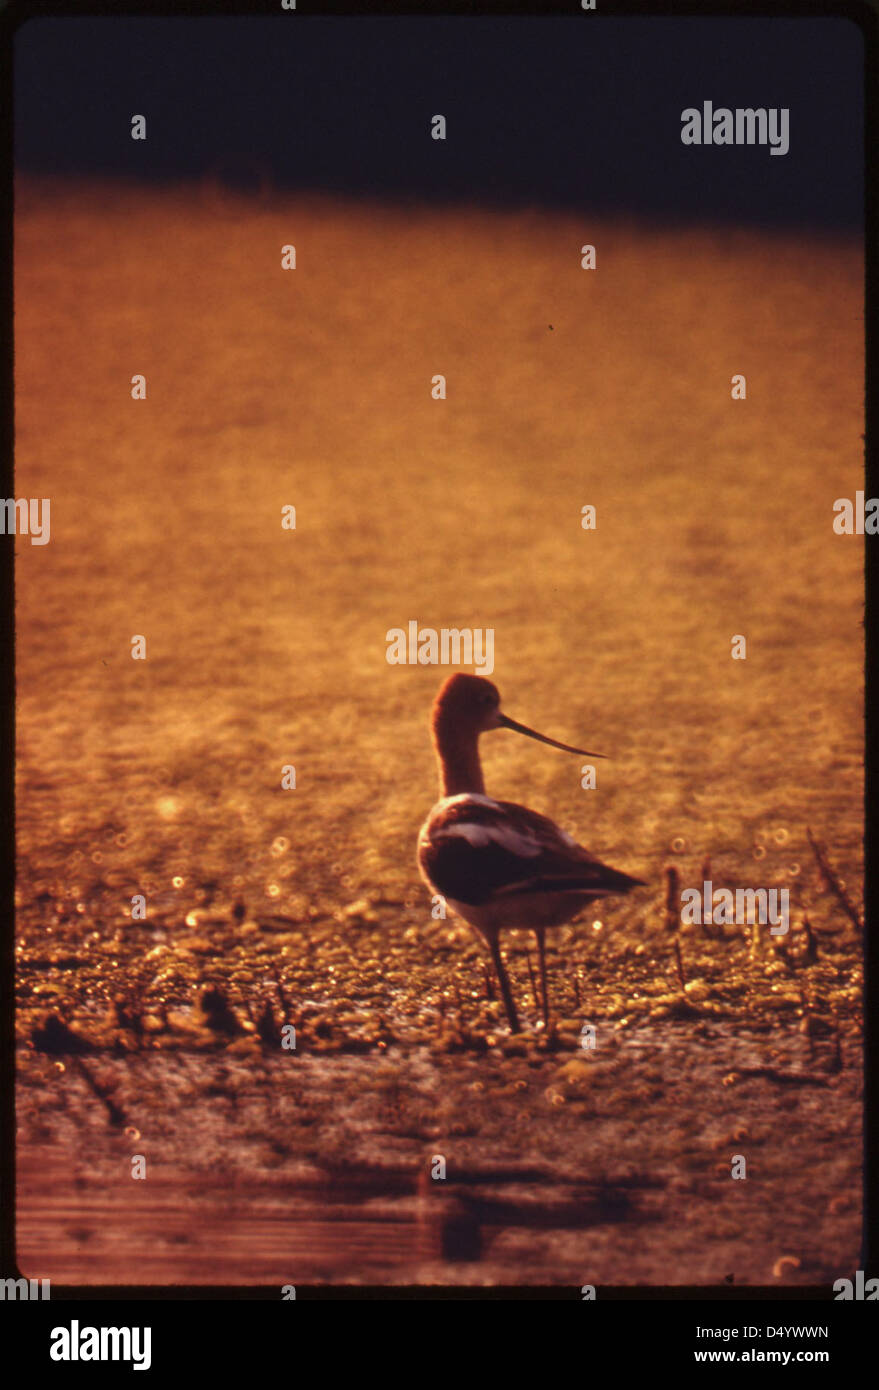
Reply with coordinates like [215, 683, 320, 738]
[673, 938, 686, 989]
[806, 827, 863, 934]
[664, 865, 680, 933]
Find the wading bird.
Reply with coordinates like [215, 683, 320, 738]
[417, 673, 645, 1032]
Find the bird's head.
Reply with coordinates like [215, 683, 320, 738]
[430, 673, 604, 756]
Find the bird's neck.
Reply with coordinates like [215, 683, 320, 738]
[436, 733, 486, 798]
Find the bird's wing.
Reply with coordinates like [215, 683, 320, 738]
[418, 795, 643, 906]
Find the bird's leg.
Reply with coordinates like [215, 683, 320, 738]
[487, 932, 520, 1034]
[535, 927, 550, 1027]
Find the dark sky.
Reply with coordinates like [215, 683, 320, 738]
[14, 15, 864, 229]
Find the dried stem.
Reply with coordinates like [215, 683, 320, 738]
[664, 865, 680, 933]
[673, 938, 686, 989]
[806, 827, 863, 934]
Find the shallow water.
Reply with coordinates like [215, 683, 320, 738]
[17, 1025, 861, 1286]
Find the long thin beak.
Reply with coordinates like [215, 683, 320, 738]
[497, 713, 607, 759]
